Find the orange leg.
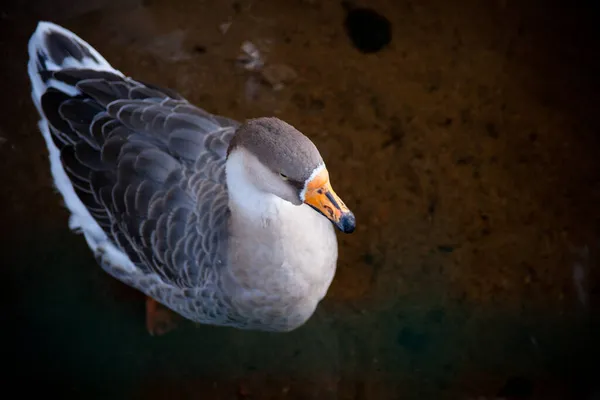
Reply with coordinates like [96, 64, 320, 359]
[145, 297, 179, 336]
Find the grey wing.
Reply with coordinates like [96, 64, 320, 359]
[40, 69, 237, 293]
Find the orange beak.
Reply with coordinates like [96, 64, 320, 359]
[303, 167, 355, 233]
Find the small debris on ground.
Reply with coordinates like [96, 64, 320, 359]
[219, 20, 232, 34]
[237, 40, 264, 71]
[260, 63, 297, 91]
[237, 40, 297, 91]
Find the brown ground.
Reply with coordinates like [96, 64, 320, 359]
[1, 0, 599, 399]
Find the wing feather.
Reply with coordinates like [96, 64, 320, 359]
[40, 68, 234, 292]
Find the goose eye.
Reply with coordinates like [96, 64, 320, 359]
[279, 172, 288, 180]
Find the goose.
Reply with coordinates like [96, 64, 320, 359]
[27, 21, 355, 335]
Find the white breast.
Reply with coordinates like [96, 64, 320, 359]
[224, 152, 339, 330]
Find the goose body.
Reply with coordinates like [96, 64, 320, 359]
[27, 21, 354, 333]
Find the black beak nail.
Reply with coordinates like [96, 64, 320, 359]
[338, 211, 356, 234]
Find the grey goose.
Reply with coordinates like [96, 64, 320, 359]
[27, 21, 355, 335]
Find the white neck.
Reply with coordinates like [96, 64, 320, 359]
[225, 151, 285, 223]
[224, 150, 338, 313]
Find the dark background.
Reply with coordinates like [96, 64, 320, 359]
[1, 0, 599, 398]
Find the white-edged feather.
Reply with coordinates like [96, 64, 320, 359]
[27, 21, 124, 109]
[28, 21, 136, 274]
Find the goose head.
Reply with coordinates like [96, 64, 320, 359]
[226, 117, 355, 233]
